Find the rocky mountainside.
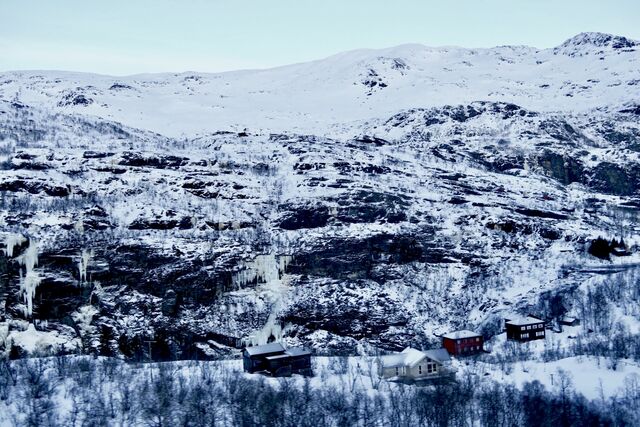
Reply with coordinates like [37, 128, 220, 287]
[1, 33, 639, 360]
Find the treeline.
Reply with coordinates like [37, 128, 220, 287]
[1, 356, 638, 427]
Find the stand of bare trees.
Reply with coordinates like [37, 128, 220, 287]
[0, 356, 636, 427]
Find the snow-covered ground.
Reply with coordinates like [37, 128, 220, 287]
[1, 32, 638, 138]
[1, 347, 639, 426]
[1, 32, 640, 408]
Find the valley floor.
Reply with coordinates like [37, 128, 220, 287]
[2, 339, 640, 427]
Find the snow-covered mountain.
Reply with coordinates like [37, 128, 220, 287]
[1, 32, 640, 360]
[1, 32, 638, 137]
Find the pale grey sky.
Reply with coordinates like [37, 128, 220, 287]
[2, 0, 639, 75]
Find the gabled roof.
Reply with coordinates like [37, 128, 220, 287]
[401, 347, 427, 367]
[380, 347, 449, 368]
[244, 342, 285, 356]
[442, 330, 481, 339]
[379, 353, 409, 368]
[423, 348, 451, 363]
[505, 316, 544, 326]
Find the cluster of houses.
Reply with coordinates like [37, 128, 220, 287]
[242, 315, 554, 381]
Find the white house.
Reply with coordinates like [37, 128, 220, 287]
[378, 347, 451, 380]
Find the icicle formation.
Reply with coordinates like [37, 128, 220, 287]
[77, 249, 93, 284]
[4, 233, 26, 257]
[246, 311, 284, 346]
[17, 240, 41, 317]
[232, 254, 292, 288]
[0, 323, 11, 359]
[237, 254, 294, 346]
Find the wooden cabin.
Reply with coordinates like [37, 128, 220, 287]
[242, 343, 312, 376]
[285, 347, 313, 375]
[559, 316, 580, 327]
[378, 347, 451, 381]
[442, 330, 483, 356]
[505, 316, 545, 341]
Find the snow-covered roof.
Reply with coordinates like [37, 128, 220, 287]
[380, 353, 409, 368]
[286, 347, 311, 357]
[505, 316, 544, 326]
[401, 347, 427, 367]
[244, 342, 285, 356]
[265, 354, 291, 361]
[424, 348, 451, 363]
[380, 347, 449, 368]
[442, 330, 481, 339]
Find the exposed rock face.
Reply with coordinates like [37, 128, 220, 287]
[2, 98, 639, 358]
[588, 163, 640, 196]
[119, 152, 190, 169]
[535, 151, 584, 185]
[0, 178, 72, 197]
[1, 35, 640, 359]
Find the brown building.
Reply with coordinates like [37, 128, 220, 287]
[442, 330, 483, 356]
[505, 316, 546, 341]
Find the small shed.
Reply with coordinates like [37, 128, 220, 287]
[442, 330, 483, 356]
[505, 316, 545, 341]
[559, 316, 580, 327]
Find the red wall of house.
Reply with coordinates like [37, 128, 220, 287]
[442, 336, 483, 355]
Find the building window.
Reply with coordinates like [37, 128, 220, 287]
[476, 337, 480, 342]
[521, 333, 529, 339]
[419, 365, 422, 374]
[395, 367, 399, 375]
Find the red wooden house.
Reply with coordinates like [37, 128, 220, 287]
[442, 330, 483, 356]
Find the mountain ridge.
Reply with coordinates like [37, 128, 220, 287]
[3, 31, 637, 78]
[0, 32, 639, 361]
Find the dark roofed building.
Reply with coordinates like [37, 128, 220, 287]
[242, 343, 312, 376]
[559, 316, 580, 327]
[243, 343, 286, 373]
[505, 316, 545, 341]
[285, 347, 313, 375]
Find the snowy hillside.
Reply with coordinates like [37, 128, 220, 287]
[1, 32, 640, 367]
[0, 32, 638, 137]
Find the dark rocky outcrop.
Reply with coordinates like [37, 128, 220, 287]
[588, 163, 640, 196]
[277, 204, 331, 230]
[129, 216, 193, 230]
[0, 179, 71, 197]
[83, 151, 115, 159]
[513, 208, 569, 220]
[535, 151, 584, 185]
[119, 152, 189, 169]
[281, 279, 409, 344]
